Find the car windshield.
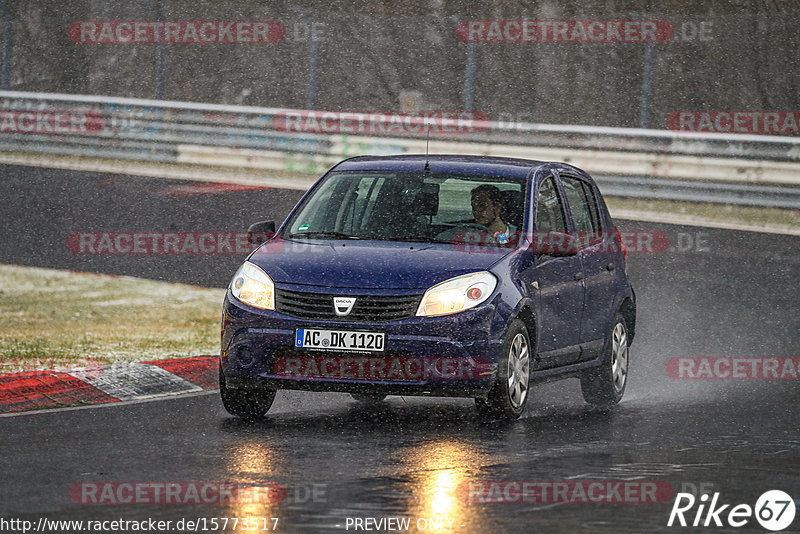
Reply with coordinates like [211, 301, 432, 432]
[283, 171, 527, 245]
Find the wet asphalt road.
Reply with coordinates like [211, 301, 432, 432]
[1, 164, 799, 533]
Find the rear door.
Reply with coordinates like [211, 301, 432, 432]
[528, 173, 585, 368]
[557, 171, 616, 361]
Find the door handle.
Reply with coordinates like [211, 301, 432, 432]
[574, 272, 585, 281]
[607, 262, 615, 271]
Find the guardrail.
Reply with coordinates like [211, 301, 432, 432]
[1, 90, 799, 208]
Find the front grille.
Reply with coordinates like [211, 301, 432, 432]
[276, 289, 421, 322]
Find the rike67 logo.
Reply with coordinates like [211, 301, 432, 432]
[668, 490, 795, 531]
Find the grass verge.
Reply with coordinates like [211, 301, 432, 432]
[0, 264, 225, 373]
[605, 196, 800, 230]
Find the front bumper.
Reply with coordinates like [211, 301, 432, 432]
[220, 289, 506, 396]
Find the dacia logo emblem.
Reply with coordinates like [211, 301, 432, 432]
[333, 296, 356, 316]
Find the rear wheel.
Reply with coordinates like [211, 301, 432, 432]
[476, 319, 531, 421]
[580, 313, 629, 407]
[350, 393, 387, 403]
[219, 364, 276, 418]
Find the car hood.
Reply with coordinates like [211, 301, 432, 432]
[248, 238, 510, 289]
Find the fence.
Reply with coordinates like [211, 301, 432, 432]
[1, 90, 799, 207]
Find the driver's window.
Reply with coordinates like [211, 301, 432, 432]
[535, 176, 567, 233]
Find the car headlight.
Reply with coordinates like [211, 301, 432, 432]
[230, 261, 275, 310]
[416, 271, 497, 317]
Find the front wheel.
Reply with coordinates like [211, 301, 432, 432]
[476, 319, 531, 421]
[580, 313, 629, 407]
[219, 364, 276, 418]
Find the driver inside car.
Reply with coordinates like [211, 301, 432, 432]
[438, 184, 517, 245]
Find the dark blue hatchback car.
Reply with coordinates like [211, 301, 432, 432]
[220, 155, 635, 420]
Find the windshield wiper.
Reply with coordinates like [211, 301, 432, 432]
[287, 231, 361, 240]
[399, 236, 442, 244]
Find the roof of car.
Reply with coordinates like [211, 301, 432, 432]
[333, 154, 548, 179]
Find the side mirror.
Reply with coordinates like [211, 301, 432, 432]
[247, 220, 276, 245]
[531, 231, 580, 257]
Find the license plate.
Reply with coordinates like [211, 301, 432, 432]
[295, 328, 385, 352]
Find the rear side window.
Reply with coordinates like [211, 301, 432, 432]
[535, 176, 567, 233]
[560, 175, 601, 233]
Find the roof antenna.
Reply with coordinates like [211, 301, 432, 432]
[423, 124, 431, 172]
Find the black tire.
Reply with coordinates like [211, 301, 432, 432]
[475, 319, 531, 421]
[350, 393, 387, 403]
[219, 364, 276, 418]
[580, 313, 629, 407]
